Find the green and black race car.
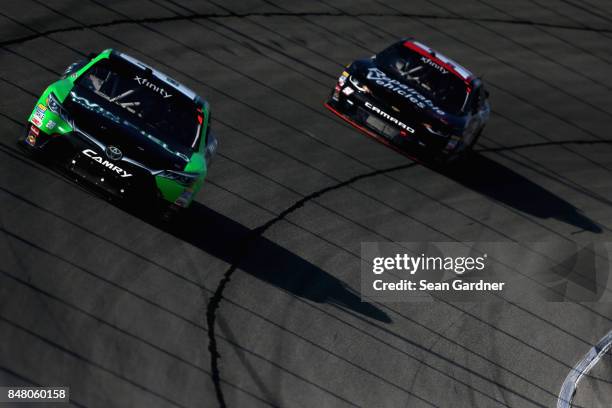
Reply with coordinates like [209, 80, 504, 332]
[20, 49, 217, 214]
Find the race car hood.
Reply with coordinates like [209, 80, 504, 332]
[350, 59, 469, 131]
[63, 86, 190, 171]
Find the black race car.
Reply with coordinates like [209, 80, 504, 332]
[325, 39, 490, 161]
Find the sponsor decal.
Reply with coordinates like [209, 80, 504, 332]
[342, 87, 354, 96]
[420, 56, 448, 74]
[46, 120, 56, 130]
[406, 41, 473, 81]
[82, 149, 132, 178]
[364, 101, 415, 133]
[366, 67, 446, 116]
[333, 71, 350, 101]
[33, 103, 46, 125]
[445, 136, 460, 150]
[134, 76, 173, 99]
[332, 86, 341, 101]
[174, 190, 193, 208]
[105, 145, 123, 161]
[25, 125, 39, 146]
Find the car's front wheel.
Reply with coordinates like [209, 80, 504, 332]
[435, 127, 484, 166]
[463, 125, 484, 151]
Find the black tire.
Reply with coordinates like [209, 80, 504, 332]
[434, 127, 484, 167]
[464, 125, 484, 151]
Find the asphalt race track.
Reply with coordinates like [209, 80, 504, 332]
[1, 0, 612, 407]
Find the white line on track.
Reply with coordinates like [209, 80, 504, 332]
[558, 330, 612, 407]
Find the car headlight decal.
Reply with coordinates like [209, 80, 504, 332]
[47, 93, 61, 114]
[349, 75, 370, 93]
[46, 93, 73, 125]
[423, 123, 449, 137]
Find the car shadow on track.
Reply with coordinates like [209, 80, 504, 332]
[440, 153, 602, 234]
[153, 203, 392, 323]
[3, 143, 391, 323]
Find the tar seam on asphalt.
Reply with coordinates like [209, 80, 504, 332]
[205, 162, 416, 407]
[2, 10, 611, 48]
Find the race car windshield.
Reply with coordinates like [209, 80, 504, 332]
[76, 58, 199, 150]
[376, 43, 469, 114]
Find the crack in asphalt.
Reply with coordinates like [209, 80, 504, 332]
[1, 10, 611, 48]
[205, 161, 416, 407]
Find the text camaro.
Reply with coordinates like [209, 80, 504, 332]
[20, 49, 218, 214]
[325, 39, 490, 161]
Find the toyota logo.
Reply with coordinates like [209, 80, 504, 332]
[105, 145, 122, 161]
